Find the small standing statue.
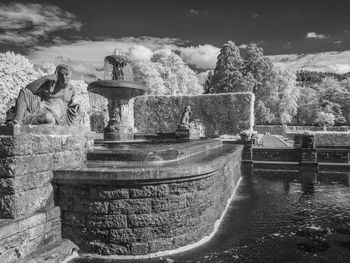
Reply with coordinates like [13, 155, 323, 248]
[6, 64, 84, 126]
[175, 105, 204, 139]
[178, 105, 193, 130]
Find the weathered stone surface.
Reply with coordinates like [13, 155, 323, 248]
[134, 93, 255, 136]
[0, 207, 63, 263]
[0, 171, 53, 194]
[87, 214, 127, 229]
[0, 154, 53, 178]
[90, 187, 129, 199]
[0, 185, 53, 218]
[55, 144, 242, 256]
[129, 185, 169, 198]
[0, 133, 92, 157]
[110, 199, 152, 214]
[130, 242, 149, 255]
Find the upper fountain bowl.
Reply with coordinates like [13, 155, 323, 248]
[87, 80, 146, 100]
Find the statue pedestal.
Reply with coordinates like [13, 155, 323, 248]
[175, 127, 201, 140]
[104, 124, 133, 141]
[0, 125, 91, 262]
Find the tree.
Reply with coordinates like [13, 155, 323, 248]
[133, 49, 203, 95]
[295, 86, 319, 125]
[270, 67, 299, 124]
[208, 41, 273, 94]
[316, 77, 348, 125]
[315, 112, 335, 126]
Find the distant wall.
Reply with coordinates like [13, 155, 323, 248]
[134, 93, 255, 137]
[254, 125, 350, 136]
[254, 125, 287, 136]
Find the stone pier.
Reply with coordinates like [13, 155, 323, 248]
[0, 125, 93, 263]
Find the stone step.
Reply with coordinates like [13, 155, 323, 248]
[87, 138, 222, 163]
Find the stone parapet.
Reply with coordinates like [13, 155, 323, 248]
[0, 125, 93, 219]
[0, 206, 63, 263]
[53, 144, 242, 257]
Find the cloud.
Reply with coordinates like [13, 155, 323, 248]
[334, 40, 342, 44]
[0, 3, 81, 45]
[269, 51, 350, 74]
[128, 45, 153, 61]
[27, 37, 220, 81]
[326, 64, 350, 74]
[190, 9, 199, 15]
[28, 37, 186, 81]
[305, 32, 328, 39]
[178, 44, 220, 69]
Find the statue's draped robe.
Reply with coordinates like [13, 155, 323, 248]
[15, 80, 84, 125]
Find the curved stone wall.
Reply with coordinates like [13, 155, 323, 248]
[53, 144, 242, 257]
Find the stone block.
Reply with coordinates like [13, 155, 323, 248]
[86, 214, 127, 229]
[90, 187, 129, 199]
[0, 154, 53, 178]
[130, 242, 149, 255]
[129, 185, 169, 198]
[152, 196, 187, 212]
[0, 184, 53, 219]
[149, 238, 173, 253]
[88, 241, 129, 255]
[109, 199, 152, 214]
[0, 171, 53, 194]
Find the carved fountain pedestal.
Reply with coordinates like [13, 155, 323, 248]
[87, 51, 146, 141]
[88, 80, 145, 141]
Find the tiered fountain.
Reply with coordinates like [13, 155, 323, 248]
[88, 49, 146, 141]
[53, 51, 243, 260]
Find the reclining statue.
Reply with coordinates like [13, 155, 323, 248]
[7, 64, 84, 126]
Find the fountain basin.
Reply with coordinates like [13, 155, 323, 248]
[87, 80, 146, 141]
[53, 141, 243, 258]
[87, 80, 146, 99]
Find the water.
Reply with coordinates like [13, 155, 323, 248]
[74, 171, 350, 263]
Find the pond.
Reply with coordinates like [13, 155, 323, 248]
[74, 170, 350, 263]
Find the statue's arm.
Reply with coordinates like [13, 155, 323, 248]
[68, 86, 77, 106]
[26, 74, 57, 95]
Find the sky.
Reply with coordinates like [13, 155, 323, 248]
[1, 0, 350, 81]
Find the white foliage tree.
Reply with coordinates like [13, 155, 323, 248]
[133, 49, 203, 95]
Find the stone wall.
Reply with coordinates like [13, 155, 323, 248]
[0, 125, 93, 219]
[134, 93, 255, 137]
[0, 207, 62, 263]
[54, 145, 242, 256]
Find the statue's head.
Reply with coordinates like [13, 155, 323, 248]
[185, 105, 191, 112]
[55, 64, 72, 85]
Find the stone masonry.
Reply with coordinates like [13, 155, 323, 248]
[54, 145, 242, 256]
[0, 125, 92, 262]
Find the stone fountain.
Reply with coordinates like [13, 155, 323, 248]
[87, 50, 146, 141]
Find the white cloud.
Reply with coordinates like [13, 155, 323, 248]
[28, 37, 185, 81]
[178, 44, 220, 69]
[128, 45, 153, 61]
[27, 37, 221, 81]
[326, 64, 350, 74]
[269, 51, 350, 74]
[0, 3, 81, 45]
[305, 32, 328, 39]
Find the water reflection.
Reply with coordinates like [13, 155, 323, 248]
[73, 171, 350, 263]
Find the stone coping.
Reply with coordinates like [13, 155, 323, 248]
[88, 139, 222, 163]
[0, 125, 91, 136]
[53, 144, 243, 185]
[0, 206, 60, 240]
